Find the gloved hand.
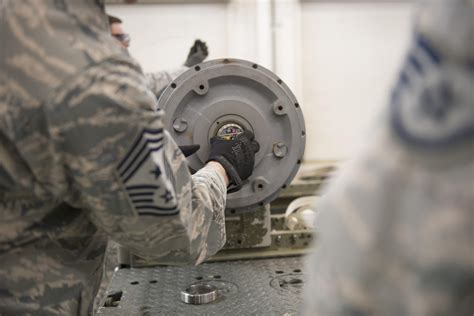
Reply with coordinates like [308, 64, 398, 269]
[179, 144, 200, 157]
[207, 130, 260, 192]
[184, 39, 209, 67]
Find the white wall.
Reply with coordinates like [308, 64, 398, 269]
[107, 1, 415, 162]
[107, 2, 266, 73]
[107, 4, 229, 73]
[301, 2, 414, 161]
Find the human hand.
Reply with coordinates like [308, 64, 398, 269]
[184, 39, 209, 67]
[207, 130, 260, 192]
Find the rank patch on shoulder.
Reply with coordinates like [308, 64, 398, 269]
[390, 34, 474, 150]
[118, 129, 179, 216]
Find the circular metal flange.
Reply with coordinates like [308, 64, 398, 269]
[181, 283, 218, 305]
[159, 59, 306, 213]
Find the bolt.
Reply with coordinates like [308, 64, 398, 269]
[273, 142, 288, 158]
[252, 177, 269, 192]
[273, 103, 286, 115]
[195, 83, 209, 95]
[173, 118, 188, 133]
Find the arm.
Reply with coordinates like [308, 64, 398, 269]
[303, 0, 474, 314]
[47, 57, 226, 264]
[303, 130, 474, 315]
[145, 66, 187, 99]
[146, 39, 209, 99]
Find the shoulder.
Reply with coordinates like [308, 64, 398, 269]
[48, 56, 158, 115]
[389, 33, 474, 157]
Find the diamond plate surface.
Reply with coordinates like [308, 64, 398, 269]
[97, 256, 308, 315]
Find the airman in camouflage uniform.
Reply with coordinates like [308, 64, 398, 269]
[142, 39, 209, 98]
[97, 17, 211, 312]
[145, 39, 209, 98]
[145, 67, 187, 100]
[303, 0, 474, 315]
[0, 1, 258, 315]
[107, 14, 209, 99]
[142, 39, 209, 99]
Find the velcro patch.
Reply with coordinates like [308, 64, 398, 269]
[390, 34, 474, 150]
[118, 129, 179, 216]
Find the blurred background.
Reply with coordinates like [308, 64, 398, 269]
[106, 0, 415, 162]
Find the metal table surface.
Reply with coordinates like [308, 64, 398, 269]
[97, 256, 309, 315]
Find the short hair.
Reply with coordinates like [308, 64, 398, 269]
[108, 15, 122, 25]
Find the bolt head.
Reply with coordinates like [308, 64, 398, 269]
[173, 118, 188, 133]
[252, 177, 269, 192]
[273, 103, 287, 115]
[272, 142, 288, 158]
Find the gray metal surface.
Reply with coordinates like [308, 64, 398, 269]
[97, 256, 308, 315]
[159, 59, 306, 213]
[223, 204, 272, 250]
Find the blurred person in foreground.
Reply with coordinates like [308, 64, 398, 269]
[94, 14, 211, 312]
[303, 0, 473, 315]
[108, 14, 208, 98]
[0, 1, 259, 315]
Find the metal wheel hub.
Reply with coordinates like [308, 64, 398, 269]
[159, 59, 306, 213]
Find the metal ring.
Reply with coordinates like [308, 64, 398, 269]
[181, 283, 218, 305]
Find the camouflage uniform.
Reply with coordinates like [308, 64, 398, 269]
[145, 66, 187, 101]
[95, 26, 188, 314]
[0, 1, 227, 315]
[91, 49, 188, 315]
[303, 0, 474, 315]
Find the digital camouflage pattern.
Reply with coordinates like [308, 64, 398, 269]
[0, 1, 227, 315]
[98, 14, 194, 315]
[303, 0, 474, 315]
[145, 66, 187, 101]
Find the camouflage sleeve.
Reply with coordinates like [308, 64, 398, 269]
[46, 57, 226, 265]
[303, 132, 473, 315]
[145, 66, 188, 99]
[303, 0, 474, 315]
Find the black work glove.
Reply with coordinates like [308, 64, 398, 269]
[207, 130, 260, 193]
[184, 39, 209, 67]
[179, 144, 200, 157]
